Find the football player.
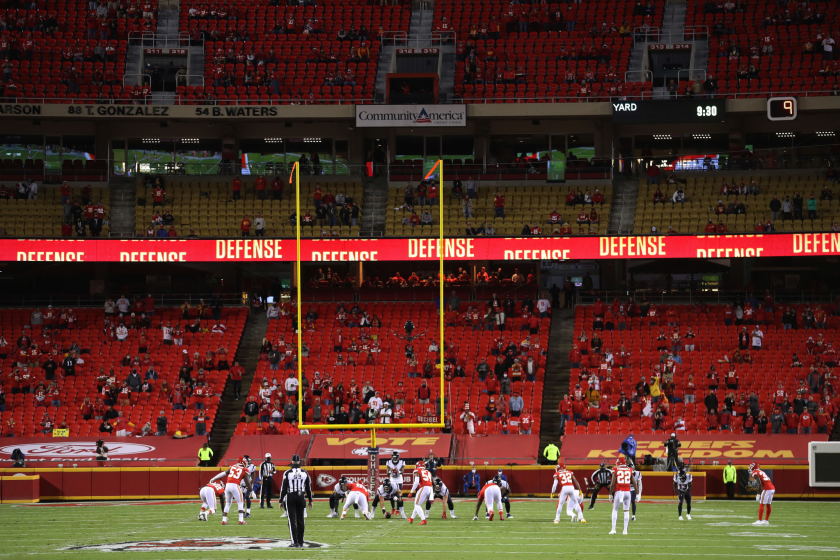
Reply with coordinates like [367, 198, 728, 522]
[608, 456, 639, 535]
[426, 477, 457, 519]
[630, 464, 642, 521]
[240, 455, 257, 518]
[208, 456, 253, 525]
[340, 478, 373, 520]
[673, 462, 693, 521]
[199, 478, 226, 521]
[749, 463, 775, 525]
[327, 477, 360, 518]
[550, 461, 585, 524]
[484, 473, 512, 519]
[372, 479, 401, 518]
[406, 460, 433, 525]
[472, 475, 505, 521]
[385, 451, 407, 518]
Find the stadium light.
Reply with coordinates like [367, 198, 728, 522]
[295, 160, 447, 449]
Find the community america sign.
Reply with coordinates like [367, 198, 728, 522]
[355, 105, 466, 127]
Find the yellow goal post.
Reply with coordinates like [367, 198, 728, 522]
[293, 159, 447, 449]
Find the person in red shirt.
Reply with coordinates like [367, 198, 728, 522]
[704, 219, 716, 233]
[428, 183, 438, 205]
[716, 221, 727, 233]
[271, 176, 284, 201]
[193, 381, 207, 410]
[232, 176, 242, 200]
[229, 361, 245, 399]
[494, 192, 506, 218]
[784, 410, 800, 434]
[799, 410, 813, 434]
[241, 215, 252, 237]
[255, 175, 267, 200]
[152, 185, 165, 208]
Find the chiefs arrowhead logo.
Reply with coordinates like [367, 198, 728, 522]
[63, 538, 328, 551]
[316, 473, 337, 487]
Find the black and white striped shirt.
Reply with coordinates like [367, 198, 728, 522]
[279, 467, 312, 502]
[259, 460, 276, 480]
[591, 467, 612, 486]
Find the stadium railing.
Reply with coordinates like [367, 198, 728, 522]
[575, 289, 840, 306]
[0, 294, 244, 308]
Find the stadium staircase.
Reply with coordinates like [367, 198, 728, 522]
[607, 177, 638, 234]
[360, 175, 388, 236]
[651, 3, 688, 99]
[107, 182, 137, 237]
[208, 311, 269, 465]
[538, 308, 574, 460]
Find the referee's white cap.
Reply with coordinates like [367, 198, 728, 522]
[265, 453, 271, 458]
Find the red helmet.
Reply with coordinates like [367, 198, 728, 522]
[616, 456, 627, 467]
[749, 462, 759, 473]
[556, 460, 566, 471]
[415, 460, 426, 470]
[238, 456, 246, 465]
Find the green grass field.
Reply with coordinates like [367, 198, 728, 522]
[0, 499, 837, 558]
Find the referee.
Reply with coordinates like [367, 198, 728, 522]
[279, 454, 313, 548]
[587, 461, 612, 509]
[259, 453, 277, 508]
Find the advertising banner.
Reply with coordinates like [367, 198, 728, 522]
[308, 434, 451, 460]
[560, 434, 827, 465]
[355, 105, 467, 127]
[1, 233, 839, 263]
[0, 437, 206, 466]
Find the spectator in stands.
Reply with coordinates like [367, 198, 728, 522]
[647, 163, 661, 185]
[241, 215, 252, 237]
[807, 194, 818, 219]
[769, 196, 781, 220]
[494, 191, 505, 218]
[254, 213, 266, 236]
[155, 410, 167, 436]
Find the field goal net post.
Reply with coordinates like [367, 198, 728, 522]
[293, 159, 448, 466]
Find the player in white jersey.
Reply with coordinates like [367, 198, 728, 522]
[609, 456, 639, 535]
[407, 460, 434, 524]
[426, 477, 457, 519]
[199, 479, 226, 521]
[550, 461, 586, 524]
[385, 451, 407, 518]
[371, 479, 401, 518]
[630, 467, 642, 521]
[239, 455, 257, 518]
[473, 476, 504, 521]
[327, 478, 362, 518]
[673, 463, 693, 521]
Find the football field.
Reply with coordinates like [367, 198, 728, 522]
[0, 499, 838, 558]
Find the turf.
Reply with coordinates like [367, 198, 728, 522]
[0, 499, 838, 558]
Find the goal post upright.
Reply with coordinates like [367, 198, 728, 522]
[295, 159, 446, 452]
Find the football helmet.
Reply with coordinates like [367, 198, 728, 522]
[415, 460, 426, 470]
[383, 479, 393, 492]
[556, 460, 566, 471]
[616, 456, 627, 466]
[338, 476, 348, 485]
[493, 475, 502, 485]
[391, 451, 400, 462]
[748, 462, 758, 473]
[243, 455, 251, 466]
[237, 456, 246, 466]
[433, 477, 443, 490]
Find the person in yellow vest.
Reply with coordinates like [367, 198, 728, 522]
[197, 443, 214, 467]
[723, 460, 737, 499]
[543, 443, 560, 465]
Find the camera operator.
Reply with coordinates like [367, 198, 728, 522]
[664, 432, 681, 472]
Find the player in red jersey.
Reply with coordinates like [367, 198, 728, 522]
[609, 456, 639, 535]
[199, 478, 226, 521]
[472, 476, 505, 521]
[406, 460, 433, 525]
[551, 461, 586, 524]
[340, 479, 372, 520]
[209, 457, 253, 525]
[749, 463, 775, 525]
